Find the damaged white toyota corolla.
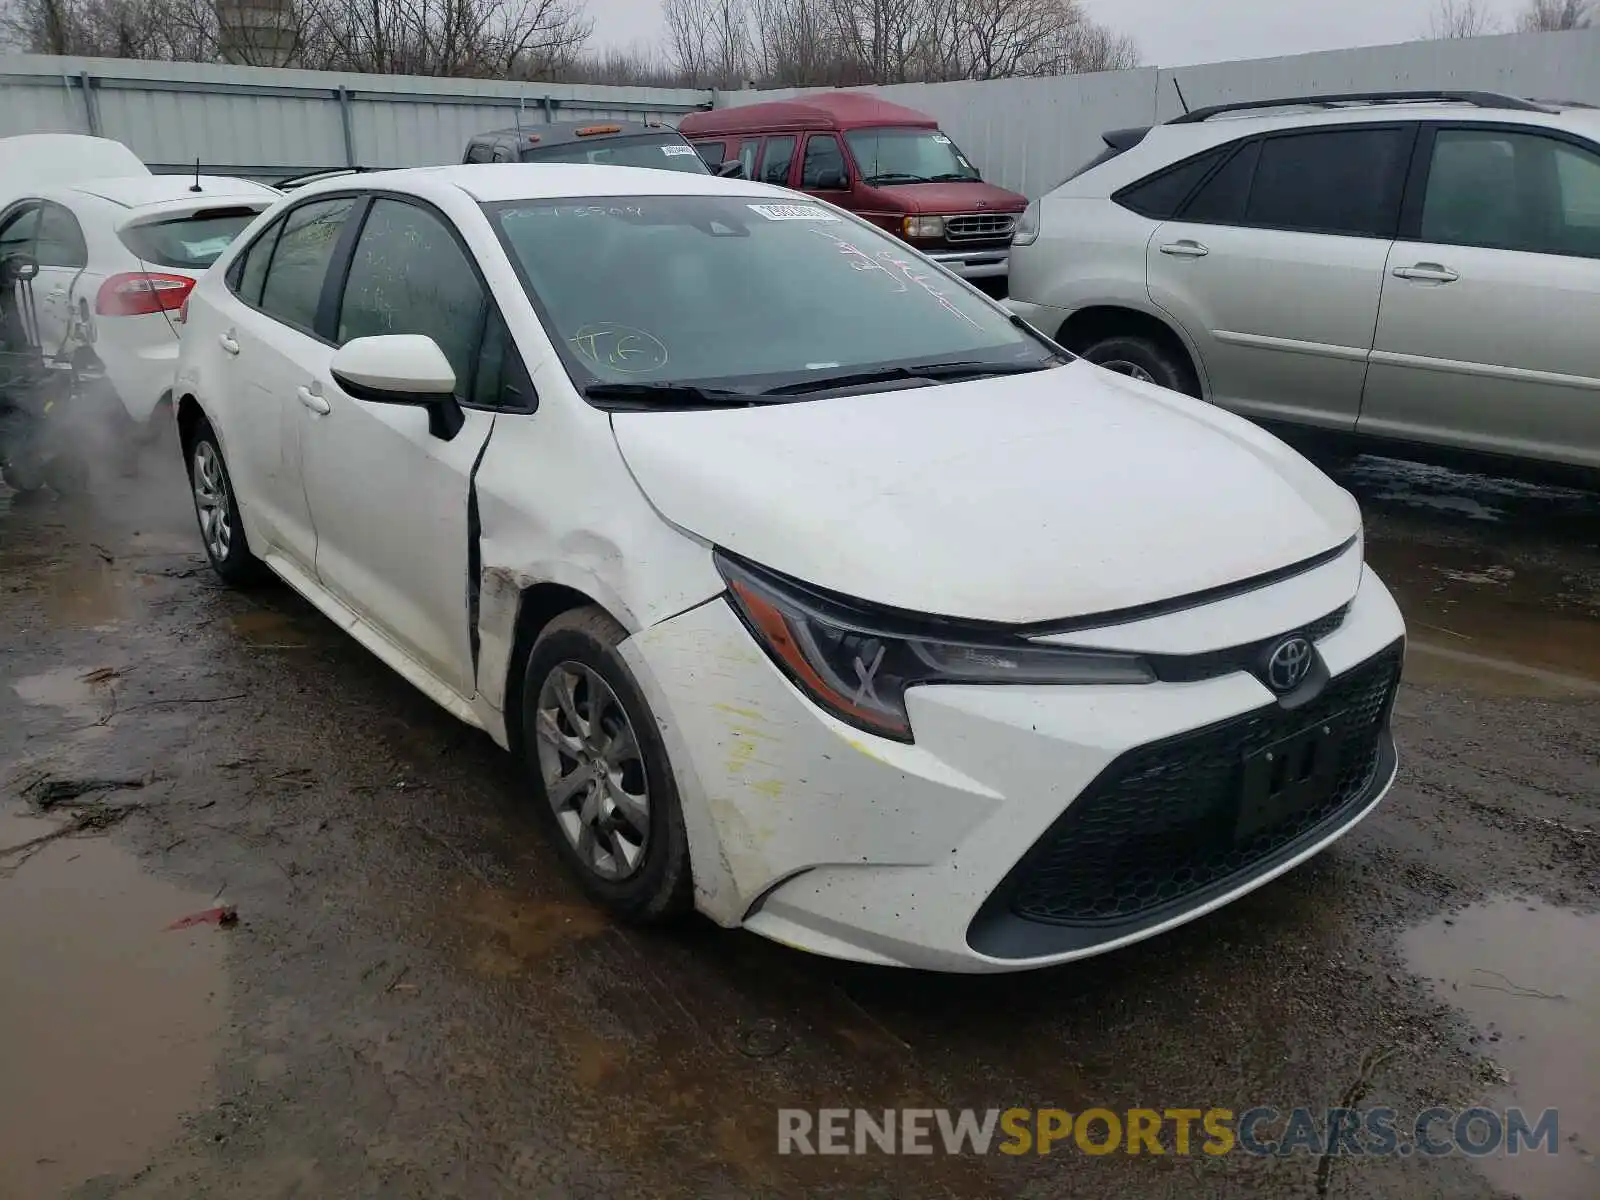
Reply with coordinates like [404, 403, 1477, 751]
[174, 165, 1405, 973]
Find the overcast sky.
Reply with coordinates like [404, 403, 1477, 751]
[588, 0, 1539, 68]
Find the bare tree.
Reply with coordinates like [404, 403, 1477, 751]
[1426, 0, 1499, 36]
[662, 0, 752, 87]
[1517, 0, 1592, 29]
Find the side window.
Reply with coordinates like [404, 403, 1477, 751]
[0, 206, 39, 258]
[801, 134, 848, 189]
[694, 140, 726, 168]
[760, 135, 797, 187]
[1244, 127, 1411, 238]
[227, 216, 284, 307]
[337, 198, 485, 402]
[1115, 148, 1226, 219]
[1420, 129, 1600, 259]
[1179, 140, 1261, 225]
[472, 307, 537, 411]
[258, 197, 357, 333]
[34, 203, 87, 268]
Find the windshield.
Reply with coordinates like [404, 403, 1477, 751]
[521, 134, 710, 175]
[845, 127, 981, 185]
[487, 194, 1052, 400]
[118, 208, 263, 269]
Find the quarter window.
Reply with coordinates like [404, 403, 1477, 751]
[257, 196, 357, 333]
[336, 198, 485, 401]
[228, 216, 283, 307]
[1180, 141, 1261, 225]
[761, 135, 797, 186]
[1116, 149, 1226, 219]
[1243, 127, 1411, 238]
[1420, 128, 1600, 259]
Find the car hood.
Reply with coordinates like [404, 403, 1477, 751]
[873, 179, 1027, 214]
[611, 361, 1361, 624]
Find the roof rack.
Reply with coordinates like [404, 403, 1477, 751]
[274, 166, 373, 191]
[1167, 91, 1555, 125]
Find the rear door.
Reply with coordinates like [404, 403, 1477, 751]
[1361, 123, 1600, 470]
[217, 195, 361, 574]
[1144, 124, 1415, 430]
[756, 135, 798, 189]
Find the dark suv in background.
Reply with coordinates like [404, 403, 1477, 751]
[462, 121, 713, 174]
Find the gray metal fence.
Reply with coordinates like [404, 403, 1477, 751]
[0, 55, 715, 181]
[718, 26, 1600, 197]
[3, 27, 1599, 190]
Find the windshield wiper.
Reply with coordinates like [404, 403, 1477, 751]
[761, 359, 1058, 397]
[929, 172, 979, 183]
[864, 172, 929, 184]
[583, 381, 760, 409]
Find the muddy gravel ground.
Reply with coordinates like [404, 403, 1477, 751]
[1, 440, 1596, 1200]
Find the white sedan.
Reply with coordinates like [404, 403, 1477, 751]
[173, 165, 1406, 973]
[0, 162, 278, 431]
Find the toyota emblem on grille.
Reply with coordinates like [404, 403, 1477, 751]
[1265, 636, 1315, 693]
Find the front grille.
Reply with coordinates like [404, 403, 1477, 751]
[1002, 645, 1402, 927]
[1146, 603, 1350, 684]
[945, 214, 1017, 241]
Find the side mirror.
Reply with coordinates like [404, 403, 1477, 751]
[717, 160, 746, 178]
[330, 334, 464, 441]
[1, 253, 40, 285]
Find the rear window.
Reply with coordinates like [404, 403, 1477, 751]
[520, 133, 710, 174]
[119, 208, 263, 269]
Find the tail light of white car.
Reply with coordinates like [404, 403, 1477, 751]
[95, 271, 195, 318]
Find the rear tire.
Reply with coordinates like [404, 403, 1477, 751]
[186, 418, 267, 586]
[519, 606, 693, 923]
[1079, 334, 1199, 397]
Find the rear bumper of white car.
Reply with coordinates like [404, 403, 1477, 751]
[623, 563, 1405, 973]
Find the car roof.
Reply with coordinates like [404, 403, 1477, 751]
[471, 120, 689, 149]
[286, 163, 800, 205]
[678, 93, 938, 137]
[63, 174, 279, 209]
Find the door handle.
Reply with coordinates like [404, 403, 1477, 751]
[297, 385, 331, 415]
[1159, 240, 1209, 258]
[1391, 263, 1459, 283]
[218, 332, 240, 355]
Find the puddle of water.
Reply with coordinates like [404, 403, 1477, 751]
[40, 558, 130, 627]
[0, 806, 228, 1197]
[11, 665, 120, 722]
[1365, 540, 1600, 694]
[227, 609, 316, 650]
[1403, 897, 1600, 1200]
[1344, 457, 1600, 530]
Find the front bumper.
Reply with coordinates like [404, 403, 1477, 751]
[621, 561, 1405, 973]
[928, 247, 1010, 280]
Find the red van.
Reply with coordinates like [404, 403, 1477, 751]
[678, 94, 1027, 290]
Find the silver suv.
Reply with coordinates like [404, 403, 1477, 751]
[1005, 91, 1600, 481]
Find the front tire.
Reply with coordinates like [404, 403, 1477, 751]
[519, 606, 692, 923]
[187, 419, 266, 586]
[1079, 334, 1199, 397]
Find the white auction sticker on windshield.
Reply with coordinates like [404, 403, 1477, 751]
[931, 133, 952, 144]
[661, 144, 696, 156]
[746, 203, 839, 222]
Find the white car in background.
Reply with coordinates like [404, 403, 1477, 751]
[174, 164, 1406, 972]
[0, 141, 277, 434]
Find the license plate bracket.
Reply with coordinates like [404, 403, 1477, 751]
[1236, 713, 1345, 841]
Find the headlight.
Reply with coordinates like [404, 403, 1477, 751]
[1012, 201, 1040, 246]
[901, 215, 945, 240]
[717, 553, 1154, 742]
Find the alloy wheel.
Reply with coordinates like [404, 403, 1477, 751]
[192, 441, 232, 563]
[535, 662, 651, 881]
[1097, 359, 1156, 383]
